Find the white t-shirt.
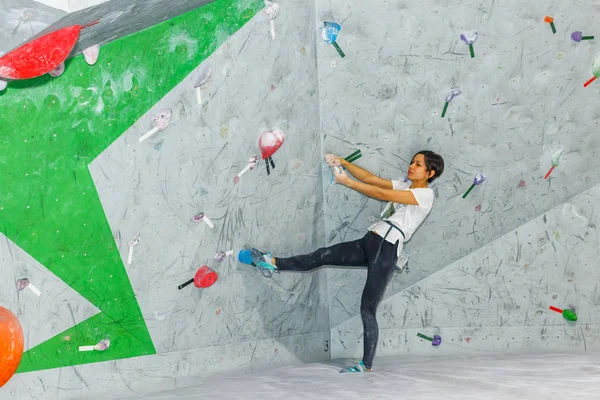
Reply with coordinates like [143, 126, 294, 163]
[367, 179, 435, 264]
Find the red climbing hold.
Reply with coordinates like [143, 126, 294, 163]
[258, 129, 285, 175]
[194, 266, 218, 288]
[0, 19, 99, 80]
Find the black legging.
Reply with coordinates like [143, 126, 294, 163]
[275, 231, 399, 370]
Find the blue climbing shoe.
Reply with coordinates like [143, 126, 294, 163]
[339, 360, 368, 373]
[238, 248, 277, 278]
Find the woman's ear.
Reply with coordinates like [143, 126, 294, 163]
[428, 170, 436, 179]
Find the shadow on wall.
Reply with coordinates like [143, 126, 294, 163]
[237, 266, 329, 365]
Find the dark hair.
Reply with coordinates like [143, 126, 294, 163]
[413, 150, 444, 183]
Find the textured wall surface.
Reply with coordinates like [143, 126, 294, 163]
[1, 0, 599, 398]
[1, 0, 330, 398]
[88, 0, 327, 358]
[318, 0, 600, 329]
[1, 0, 262, 375]
[34, 0, 110, 13]
[37, 0, 214, 56]
[0, 0, 65, 55]
[0, 0, 214, 57]
[332, 183, 600, 359]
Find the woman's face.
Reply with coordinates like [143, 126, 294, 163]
[407, 154, 433, 182]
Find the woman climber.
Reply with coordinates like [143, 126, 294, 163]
[238, 150, 444, 373]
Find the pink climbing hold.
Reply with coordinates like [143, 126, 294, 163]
[48, 62, 65, 77]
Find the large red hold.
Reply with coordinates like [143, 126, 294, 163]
[0, 19, 99, 80]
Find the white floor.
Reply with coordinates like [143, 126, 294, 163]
[123, 352, 600, 400]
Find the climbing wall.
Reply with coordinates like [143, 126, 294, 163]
[0, 0, 65, 55]
[332, 184, 600, 359]
[1, 0, 599, 397]
[0, 0, 330, 398]
[319, 0, 600, 332]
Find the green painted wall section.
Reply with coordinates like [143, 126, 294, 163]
[0, 0, 262, 373]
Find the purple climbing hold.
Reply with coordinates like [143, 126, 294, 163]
[571, 31, 583, 42]
[460, 31, 478, 45]
[432, 335, 442, 347]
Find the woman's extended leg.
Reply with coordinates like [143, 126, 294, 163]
[275, 234, 370, 272]
[238, 233, 379, 274]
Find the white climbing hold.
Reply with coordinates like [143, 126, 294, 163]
[48, 62, 65, 77]
[264, 0, 280, 40]
[83, 44, 100, 65]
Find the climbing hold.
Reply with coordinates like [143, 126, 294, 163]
[460, 31, 478, 58]
[549, 305, 577, 321]
[193, 212, 214, 229]
[0, 19, 99, 79]
[127, 233, 140, 265]
[178, 266, 218, 290]
[0, 307, 24, 388]
[79, 338, 110, 352]
[463, 172, 487, 198]
[544, 149, 563, 179]
[321, 21, 345, 58]
[583, 54, 600, 87]
[82, 44, 100, 65]
[48, 62, 65, 77]
[233, 155, 260, 183]
[15, 278, 41, 296]
[417, 333, 442, 347]
[139, 109, 172, 143]
[259, 129, 285, 175]
[441, 89, 462, 118]
[194, 65, 213, 104]
[264, 0, 280, 40]
[214, 250, 234, 262]
[329, 149, 361, 183]
[544, 16, 556, 34]
[571, 31, 594, 42]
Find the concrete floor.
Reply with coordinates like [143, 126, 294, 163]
[122, 352, 600, 400]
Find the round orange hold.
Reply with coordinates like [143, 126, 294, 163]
[0, 307, 24, 388]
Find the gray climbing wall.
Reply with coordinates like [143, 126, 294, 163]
[2, 0, 600, 397]
[88, 0, 329, 373]
[319, 0, 600, 336]
[332, 183, 600, 359]
[31, 0, 215, 56]
[1, 1, 331, 398]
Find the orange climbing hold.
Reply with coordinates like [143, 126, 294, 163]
[0, 307, 24, 388]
